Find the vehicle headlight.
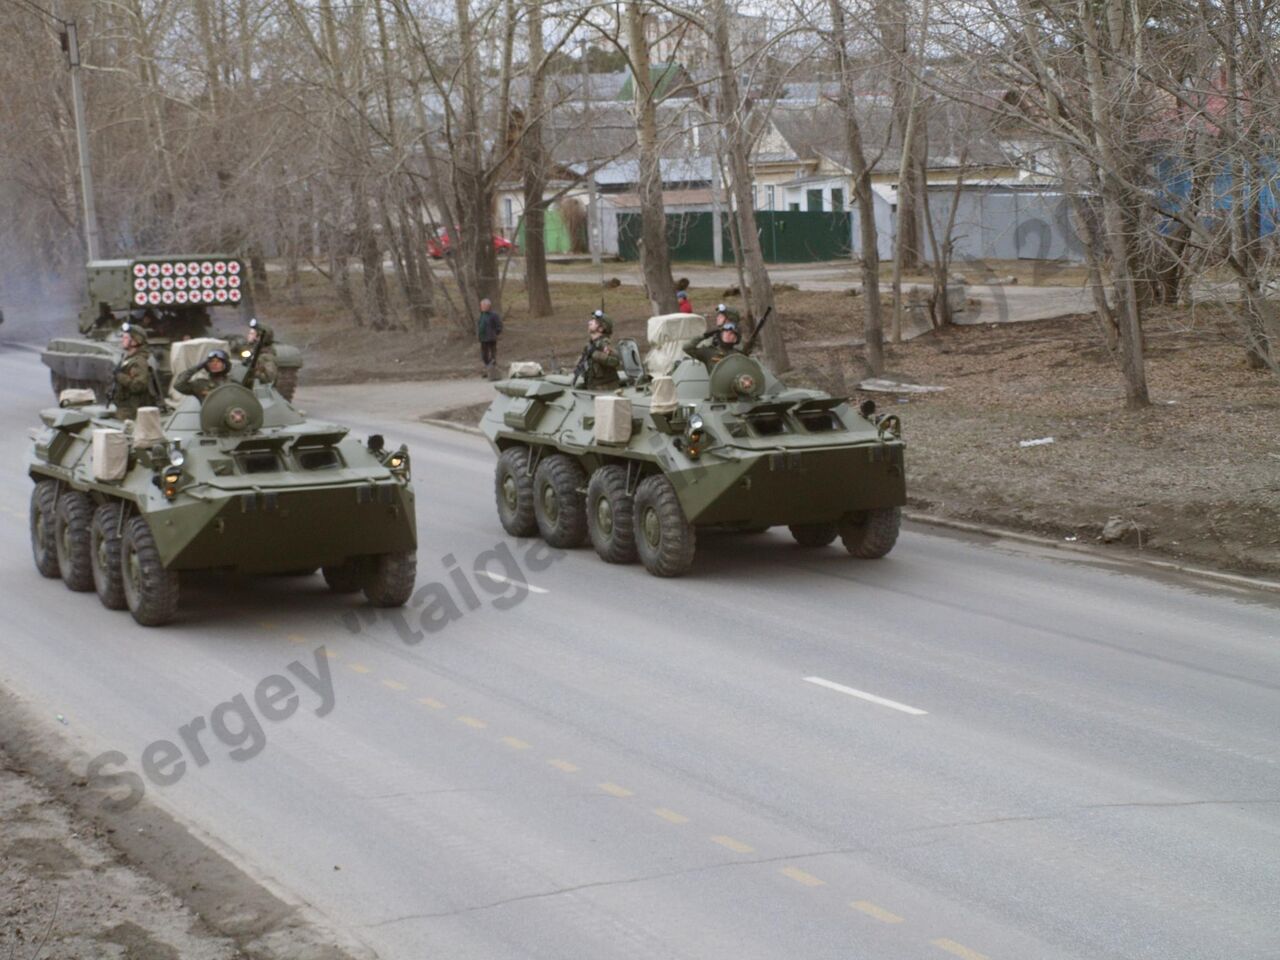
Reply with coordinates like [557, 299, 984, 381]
[168, 450, 185, 469]
[387, 445, 410, 478]
[161, 466, 183, 499]
[240, 348, 253, 359]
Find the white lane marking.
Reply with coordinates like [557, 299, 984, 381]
[476, 570, 549, 595]
[803, 676, 928, 716]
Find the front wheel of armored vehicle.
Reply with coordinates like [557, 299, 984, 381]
[91, 502, 127, 609]
[839, 507, 901, 559]
[586, 465, 637, 564]
[789, 523, 838, 548]
[323, 559, 369, 593]
[30, 480, 61, 579]
[533, 455, 588, 548]
[54, 491, 95, 591]
[121, 516, 180, 626]
[633, 475, 696, 578]
[495, 447, 537, 537]
[364, 551, 417, 607]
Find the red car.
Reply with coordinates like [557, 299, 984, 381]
[427, 229, 517, 259]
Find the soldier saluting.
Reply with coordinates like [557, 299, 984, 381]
[683, 319, 742, 368]
[174, 349, 233, 401]
[110, 322, 159, 419]
[574, 309, 622, 390]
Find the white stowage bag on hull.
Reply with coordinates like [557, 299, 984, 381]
[92, 428, 129, 482]
[649, 375, 678, 414]
[594, 395, 633, 444]
[58, 388, 97, 407]
[132, 406, 166, 447]
[508, 361, 544, 378]
[644, 312, 707, 377]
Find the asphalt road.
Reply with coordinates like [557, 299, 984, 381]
[2, 344, 1278, 960]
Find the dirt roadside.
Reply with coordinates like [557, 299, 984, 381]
[0, 688, 367, 960]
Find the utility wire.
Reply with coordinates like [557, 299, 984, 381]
[1, 0, 69, 26]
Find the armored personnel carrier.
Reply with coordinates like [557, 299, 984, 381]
[41, 255, 304, 401]
[27, 342, 415, 626]
[479, 313, 906, 577]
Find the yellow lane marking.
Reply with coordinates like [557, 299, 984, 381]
[852, 901, 904, 924]
[382, 679, 407, 691]
[780, 867, 824, 887]
[286, 633, 307, 644]
[457, 716, 488, 729]
[599, 782, 634, 798]
[417, 697, 446, 710]
[321, 649, 340, 659]
[500, 737, 532, 750]
[652, 808, 689, 824]
[710, 835, 755, 854]
[347, 663, 371, 674]
[548, 759, 579, 773]
[932, 939, 989, 960]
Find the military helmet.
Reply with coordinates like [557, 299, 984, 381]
[721, 321, 740, 335]
[591, 309, 613, 335]
[249, 317, 275, 346]
[120, 321, 149, 346]
[206, 348, 231, 370]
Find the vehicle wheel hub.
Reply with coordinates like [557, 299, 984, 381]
[502, 475, 518, 510]
[642, 507, 661, 547]
[596, 497, 613, 535]
[541, 484, 559, 522]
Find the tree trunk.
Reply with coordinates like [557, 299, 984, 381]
[522, 0, 553, 316]
[830, 0, 885, 377]
[707, 0, 788, 368]
[625, 1, 676, 314]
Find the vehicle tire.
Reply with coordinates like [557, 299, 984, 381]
[839, 507, 901, 559]
[29, 480, 60, 579]
[121, 515, 180, 626]
[323, 558, 368, 593]
[532, 454, 588, 548]
[495, 446, 537, 537]
[91, 502, 127, 609]
[633, 474, 696, 577]
[54, 491, 95, 591]
[275, 368, 299, 401]
[586, 465, 636, 564]
[789, 523, 838, 548]
[363, 551, 417, 607]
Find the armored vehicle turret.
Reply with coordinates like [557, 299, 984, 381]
[41, 255, 304, 401]
[479, 313, 906, 577]
[27, 342, 414, 626]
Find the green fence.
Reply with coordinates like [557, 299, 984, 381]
[517, 207, 574, 254]
[617, 210, 852, 263]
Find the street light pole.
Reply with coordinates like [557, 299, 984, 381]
[63, 21, 101, 260]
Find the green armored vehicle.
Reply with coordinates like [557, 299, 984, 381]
[42, 255, 304, 401]
[479, 313, 906, 577]
[27, 349, 415, 626]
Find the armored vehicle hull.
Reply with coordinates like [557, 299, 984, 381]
[41, 255, 302, 400]
[480, 314, 906, 577]
[28, 378, 415, 625]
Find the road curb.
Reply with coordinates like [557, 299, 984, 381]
[420, 417, 484, 437]
[904, 511, 1280, 595]
[414, 419, 1280, 597]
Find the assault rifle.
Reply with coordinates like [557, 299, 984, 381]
[743, 306, 773, 357]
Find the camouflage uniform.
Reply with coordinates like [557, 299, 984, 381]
[247, 321, 279, 386]
[582, 336, 622, 390]
[683, 332, 741, 368]
[113, 331, 158, 419]
[174, 363, 230, 401]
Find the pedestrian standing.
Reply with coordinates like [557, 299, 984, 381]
[676, 290, 693, 313]
[476, 298, 503, 376]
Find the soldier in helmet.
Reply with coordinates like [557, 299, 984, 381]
[111, 322, 159, 419]
[174, 348, 233, 401]
[574, 309, 622, 390]
[245, 317, 279, 386]
[683, 319, 742, 368]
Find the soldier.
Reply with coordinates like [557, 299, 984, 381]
[111, 323, 159, 419]
[683, 320, 742, 368]
[245, 317, 279, 386]
[574, 309, 622, 390]
[174, 348, 232, 401]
